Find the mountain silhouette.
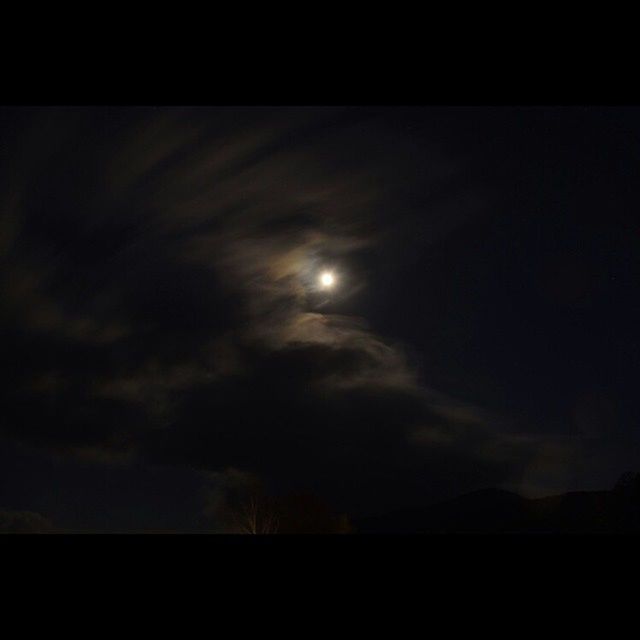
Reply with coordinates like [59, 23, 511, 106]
[355, 483, 640, 533]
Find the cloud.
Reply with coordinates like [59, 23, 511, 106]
[0, 107, 568, 516]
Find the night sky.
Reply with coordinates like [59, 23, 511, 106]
[1, 106, 639, 531]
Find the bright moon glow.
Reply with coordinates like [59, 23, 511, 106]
[320, 272, 335, 288]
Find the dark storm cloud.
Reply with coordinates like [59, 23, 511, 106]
[0, 106, 583, 516]
[145, 341, 526, 512]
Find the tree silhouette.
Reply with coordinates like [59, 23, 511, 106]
[222, 490, 352, 534]
[274, 492, 353, 534]
[232, 493, 279, 534]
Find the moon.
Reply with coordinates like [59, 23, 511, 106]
[319, 271, 335, 288]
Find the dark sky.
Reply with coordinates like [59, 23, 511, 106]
[1, 106, 639, 530]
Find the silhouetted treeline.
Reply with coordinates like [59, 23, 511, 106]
[218, 490, 352, 534]
[5, 473, 640, 533]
